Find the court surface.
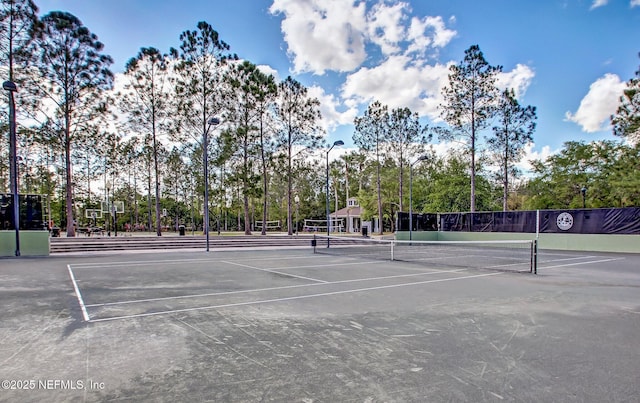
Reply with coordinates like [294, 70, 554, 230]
[1, 246, 639, 402]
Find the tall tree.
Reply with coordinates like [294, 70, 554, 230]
[0, 0, 39, 82]
[252, 66, 277, 235]
[488, 88, 536, 211]
[439, 44, 501, 212]
[274, 76, 322, 235]
[121, 47, 170, 236]
[170, 21, 236, 236]
[223, 61, 263, 235]
[611, 52, 640, 143]
[386, 107, 430, 211]
[224, 61, 277, 235]
[30, 11, 113, 236]
[354, 101, 389, 234]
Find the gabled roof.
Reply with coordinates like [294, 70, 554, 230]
[332, 205, 362, 218]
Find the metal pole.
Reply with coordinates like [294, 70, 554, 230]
[326, 145, 332, 241]
[203, 128, 209, 251]
[295, 195, 300, 237]
[325, 140, 343, 245]
[409, 163, 413, 241]
[204, 118, 220, 252]
[409, 155, 429, 242]
[5, 84, 19, 256]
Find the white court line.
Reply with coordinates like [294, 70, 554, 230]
[67, 265, 90, 322]
[87, 271, 501, 323]
[221, 260, 328, 283]
[69, 254, 315, 269]
[540, 257, 624, 270]
[85, 268, 466, 307]
[539, 255, 597, 263]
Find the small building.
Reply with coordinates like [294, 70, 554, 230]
[331, 197, 362, 233]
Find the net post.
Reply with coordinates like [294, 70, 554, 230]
[533, 239, 538, 274]
[312, 234, 317, 253]
[391, 240, 395, 261]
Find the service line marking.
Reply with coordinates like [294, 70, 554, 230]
[85, 267, 465, 308]
[87, 271, 500, 323]
[221, 260, 328, 283]
[539, 257, 624, 270]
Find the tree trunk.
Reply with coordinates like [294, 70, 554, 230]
[153, 132, 162, 236]
[376, 141, 383, 235]
[64, 130, 75, 237]
[260, 123, 268, 236]
[286, 128, 293, 235]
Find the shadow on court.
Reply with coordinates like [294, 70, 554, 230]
[1, 247, 639, 401]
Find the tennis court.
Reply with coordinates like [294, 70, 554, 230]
[1, 241, 639, 401]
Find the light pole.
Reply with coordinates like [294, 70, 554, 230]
[326, 140, 344, 243]
[294, 194, 300, 236]
[106, 183, 111, 237]
[204, 117, 220, 252]
[3, 81, 19, 256]
[581, 186, 587, 209]
[409, 155, 429, 241]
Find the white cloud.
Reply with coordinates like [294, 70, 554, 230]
[307, 85, 358, 132]
[269, 0, 368, 74]
[366, 1, 408, 55]
[341, 55, 451, 120]
[590, 0, 639, 8]
[565, 73, 625, 133]
[406, 15, 456, 55]
[590, 0, 608, 9]
[270, 0, 456, 75]
[256, 64, 280, 81]
[517, 143, 556, 173]
[496, 64, 535, 99]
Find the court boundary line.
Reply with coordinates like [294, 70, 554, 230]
[221, 260, 328, 283]
[67, 264, 90, 321]
[84, 268, 467, 308]
[538, 257, 624, 270]
[68, 254, 316, 269]
[86, 271, 501, 323]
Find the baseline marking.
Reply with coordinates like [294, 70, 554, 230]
[67, 264, 90, 322]
[87, 272, 500, 323]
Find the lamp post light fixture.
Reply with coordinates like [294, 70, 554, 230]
[326, 140, 344, 244]
[294, 194, 300, 236]
[3, 81, 19, 256]
[409, 155, 430, 241]
[204, 117, 220, 252]
[581, 186, 587, 209]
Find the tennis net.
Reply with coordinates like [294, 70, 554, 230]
[313, 235, 538, 274]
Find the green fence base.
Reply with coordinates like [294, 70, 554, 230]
[395, 231, 640, 254]
[0, 231, 50, 257]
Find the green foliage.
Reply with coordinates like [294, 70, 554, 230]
[439, 44, 502, 212]
[31, 10, 113, 236]
[611, 52, 640, 142]
[7, 18, 638, 236]
[488, 88, 537, 210]
[0, 0, 40, 83]
[522, 140, 640, 209]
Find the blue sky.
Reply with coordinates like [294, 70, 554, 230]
[36, 0, 640, 166]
